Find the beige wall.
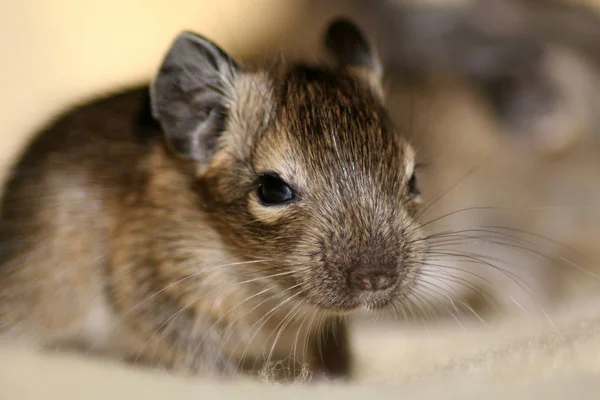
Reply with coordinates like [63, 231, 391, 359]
[0, 0, 304, 180]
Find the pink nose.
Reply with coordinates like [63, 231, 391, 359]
[348, 270, 395, 292]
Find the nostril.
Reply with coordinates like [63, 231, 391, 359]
[350, 271, 373, 291]
[349, 270, 396, 292]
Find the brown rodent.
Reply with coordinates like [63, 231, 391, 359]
[0, 19, 424, 381]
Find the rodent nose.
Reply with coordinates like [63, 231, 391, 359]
[348, 270, 396, 292]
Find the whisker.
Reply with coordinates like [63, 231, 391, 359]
[121, 258, 271, 317]
[418, 269, 500, 314]
[407, 151, 499, 233]
[461, 301, 489, 327]
[261, 298, 306, 373]
[291, 309, 312, 377]
[416, 281, 466, 330]
[424, 250, 529, 289]
[212, 282, 304, 368]
[419, 261, 494, 285]
[234, 289, 305, 373]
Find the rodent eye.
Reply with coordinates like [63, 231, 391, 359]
[257, 174, 294, 205]
[407, 172, 420, 197]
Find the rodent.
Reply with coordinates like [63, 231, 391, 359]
[0, 18, 424, 381]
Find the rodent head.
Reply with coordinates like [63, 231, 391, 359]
[150, 19, 424, 314]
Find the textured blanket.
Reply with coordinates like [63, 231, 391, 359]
[2, 295, 600, 398]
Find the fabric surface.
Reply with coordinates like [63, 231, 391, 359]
[2, 296, 600, 398]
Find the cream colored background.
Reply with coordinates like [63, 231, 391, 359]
[0, 0, 309, 182]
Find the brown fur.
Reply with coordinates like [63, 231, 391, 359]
[0, 44, 423, 380]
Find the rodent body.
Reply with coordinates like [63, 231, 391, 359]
[0, 20, 423, 380]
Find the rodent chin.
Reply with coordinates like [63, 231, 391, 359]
[305, 287, 400, 314]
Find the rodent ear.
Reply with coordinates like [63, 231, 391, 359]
[482, 60, 560, 136]
[452, 26, 544, 86]
[150, 31, 240, 162]
[324, 18, 382, 79]
[449, 15, 558, 138]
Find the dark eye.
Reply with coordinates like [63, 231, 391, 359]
[407, 172, 420, 197]
[257, 174, 294, 205]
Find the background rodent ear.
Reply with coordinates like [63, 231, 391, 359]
[451, 25, 544, 87]
[324, 18, 382, 80]
[449, 17, 563, 146]
[468, 0, 525, 35]
[478, 58, 557, 127]
[150, 31, 240, 163]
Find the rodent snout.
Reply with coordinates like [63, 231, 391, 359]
[348, 269, 397, 292]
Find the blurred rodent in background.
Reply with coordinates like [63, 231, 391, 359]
[277, 0, 600, 319]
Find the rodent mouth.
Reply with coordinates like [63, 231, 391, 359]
[355, 290, 397, 311]
[309, 287, 399, 314]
